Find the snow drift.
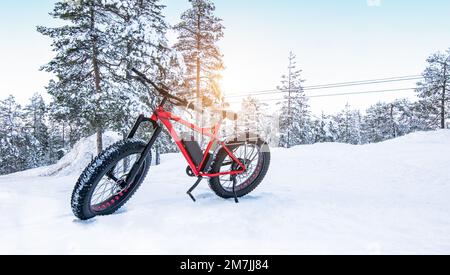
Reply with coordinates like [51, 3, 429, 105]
[41, 132, 122, 177]
[15, 132, 122, 178]
[1, 130, 450, 254]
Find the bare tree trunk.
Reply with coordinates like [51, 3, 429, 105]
[390, 104, 396, 138]
[93, 51, 103, 154]
[441, 63, 450, 129]
[196, 56, 201, 111]
[441, 63, 448, 129]
[441, 91, 446, 129]
[196, 13, 203, 145]
[62, 122, 65, 149]
[155, 145, 161, 166]
[287, 52, 292, 149]
[90, 3, 103, 154]
[96, 130, 103, 154]
[69, 124, 73, 147]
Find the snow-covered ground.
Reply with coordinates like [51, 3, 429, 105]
[1, 130, 450, 255]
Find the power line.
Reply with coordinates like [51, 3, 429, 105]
[224, 75, 423, 98]
[308, 87, 416, 98]
[304, 76, 421, 91]
[225, 77, 422, 98]
[226, 87, 416, 104]
[304, 75, 421, 89]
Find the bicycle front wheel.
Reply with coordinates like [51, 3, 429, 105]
[71, 139, 151, 220]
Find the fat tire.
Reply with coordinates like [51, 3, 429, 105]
[71, 139, 151, 220]
[208, 138, 270, 199]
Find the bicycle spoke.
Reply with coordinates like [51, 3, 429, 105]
[218, 143, 261, 192]
[90, 153, 140, 207]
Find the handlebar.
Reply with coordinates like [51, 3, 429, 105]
[131, 68, 238, 121]
[131, 68, 187, 106]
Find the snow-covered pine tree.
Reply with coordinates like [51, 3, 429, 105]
[277, 52, 311, 148]
[239, 96, 269, 139]
[361, 102, 387, 143]
[416, 49, 450, 129]
[23, 93, 50, 168]
[40, 0, 180, 158]
[174, 0, 225, 106]
[410, 99, 438, 131]
[361, 101, 404, 143]
[0, 96, 28, 174]
[390, 98, 417, 136]
[311, 112, 336, 143]
[38, 0, 119, 154]
[332, 103, 362, 145]
[104, 0, 180, 138]
[47, 94, 89, 153]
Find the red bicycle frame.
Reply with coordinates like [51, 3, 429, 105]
[124, 68, 247, 203]
[151, 105, 246, 178]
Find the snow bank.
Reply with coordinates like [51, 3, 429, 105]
[377, 129, 450, 146]
[1, 130, 450, 254]
[38, 132, 122, 177]
[29, 128, 449, 178]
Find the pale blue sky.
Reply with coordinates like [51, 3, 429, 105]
[1, 0, 450, 114]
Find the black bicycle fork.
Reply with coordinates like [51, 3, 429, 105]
[125, 114, 161, 186]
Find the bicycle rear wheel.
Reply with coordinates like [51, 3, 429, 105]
[208, 138, 270, 199]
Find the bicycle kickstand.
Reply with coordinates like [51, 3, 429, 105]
[187, 177, 203, 202]
[232, 177, 239, 204]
